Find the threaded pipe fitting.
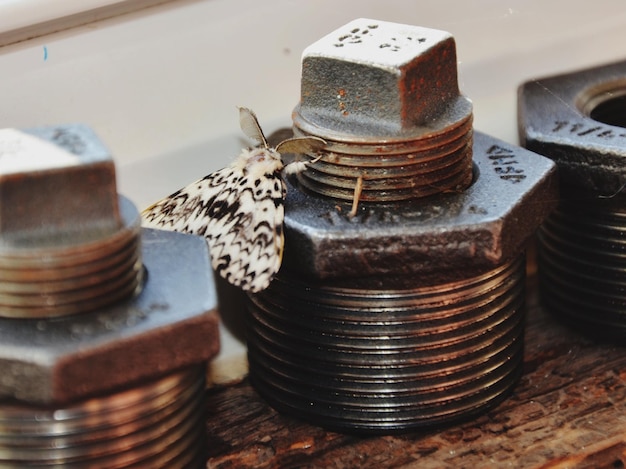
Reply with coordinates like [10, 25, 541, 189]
[519, 60, 626, 340]
[247, 19, 558, 433]
[0, 125, 219, 466]
[292, 20, 473, 202]
[0, 127, 142, 318]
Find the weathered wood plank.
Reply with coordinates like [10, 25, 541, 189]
[205, 279, 626, 468]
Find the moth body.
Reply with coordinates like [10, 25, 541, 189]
[142, 107, 325, 292]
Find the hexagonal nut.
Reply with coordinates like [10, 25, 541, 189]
[0, 125, 120, 241]
[519, 60, 626, 195]
[294, 18, 472, 139]
[0, 228, 219, 404]
[281, 132, 558, 285]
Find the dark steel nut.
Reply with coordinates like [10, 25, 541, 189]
[518, 60, 626, 194]
[283, 131, 558, 284]
[519, 60, 626, 339]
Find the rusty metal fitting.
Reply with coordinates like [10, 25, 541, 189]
[519, 60, 626, 340]
[292, 18, 474, 202]
[0, 125, 219, 466]
[246, 19, 558, 434]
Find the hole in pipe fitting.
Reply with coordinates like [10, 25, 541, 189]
[578, 80, 626, 128]
[590, 94, 626, 128]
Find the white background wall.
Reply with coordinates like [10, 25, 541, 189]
[1, 0, 625, 208]
[1, 0, 625, 378]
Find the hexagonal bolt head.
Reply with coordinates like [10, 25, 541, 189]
[519, 60, 626, 195]
[295, 18, 472, 138]
[282, 131, 558, 285]
[0, 228, 219, 404]
[0, 125, 120, 242]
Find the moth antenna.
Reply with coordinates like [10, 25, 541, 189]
[276, 136, 326, 155]
[238, 107, 269, 149]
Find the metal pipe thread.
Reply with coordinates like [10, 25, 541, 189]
[292, 114, 473, 202]
[247, 255, 525, 433]
[537, 194, 626, 339]
[0, 196, 143, 318]
[0, 366, 206, 468]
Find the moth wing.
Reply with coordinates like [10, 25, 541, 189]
[141, 166, 232, 235]
[210, 170, 286, 292]
[238, 107, 268, 148]
[141, 161, 285, 292]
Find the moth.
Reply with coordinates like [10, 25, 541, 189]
[142, 107, 326, 292]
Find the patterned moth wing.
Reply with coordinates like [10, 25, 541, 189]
[142, 107, 325, 292]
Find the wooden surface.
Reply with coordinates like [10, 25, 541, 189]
[204, 275, 626, 469]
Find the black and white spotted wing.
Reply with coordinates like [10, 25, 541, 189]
[142, 107, 325, 292]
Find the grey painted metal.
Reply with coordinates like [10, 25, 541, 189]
[0, 124, 219, 404]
